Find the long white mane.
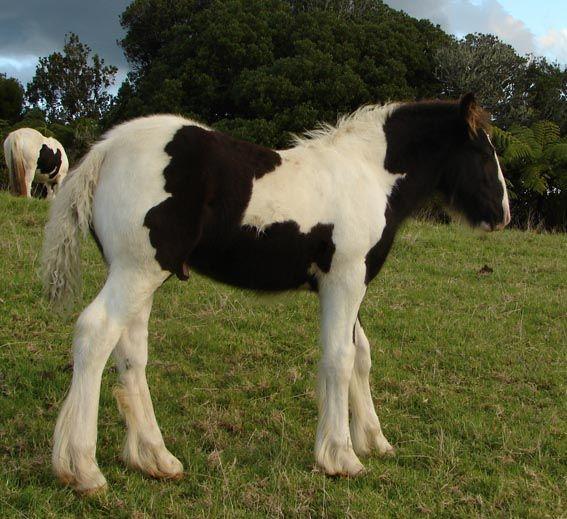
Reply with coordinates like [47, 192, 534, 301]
[291, 103, 398, 148]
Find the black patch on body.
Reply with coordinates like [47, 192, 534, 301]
[37, 144, 62, 179]
[365, 100, 506, 284]
[144, 125, 335, 291]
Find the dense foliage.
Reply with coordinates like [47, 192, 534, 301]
[492, 121, 567, 229]
[434, 34, 527, 128]
[0, 0, 565, 228]
[111, 0, 449, 146]
[0, 74, 24, 123]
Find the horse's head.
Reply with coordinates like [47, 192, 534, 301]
[439, 94, 511, 231]
[38, 144, 62, 178]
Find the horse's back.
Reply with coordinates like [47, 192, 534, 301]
[5, 128, 44, 163]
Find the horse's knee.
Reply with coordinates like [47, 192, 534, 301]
[321, 345, 356, 381]
[72, 301, 122, 369]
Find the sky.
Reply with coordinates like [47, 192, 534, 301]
[0, 0, 131, 89]
[0, 0, 566, 92]
[383, 0, 567, 62]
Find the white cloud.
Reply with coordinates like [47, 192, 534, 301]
[385, 0, 536, 53]
[538, 28, 567, 64]
[0, 55, 38, 86]
[0, 55, 39, 70]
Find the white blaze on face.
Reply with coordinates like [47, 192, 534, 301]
[494, 152, 511, 228]
[486, 132, 511, 229]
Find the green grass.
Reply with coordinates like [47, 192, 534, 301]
[0, 192, 565, 518]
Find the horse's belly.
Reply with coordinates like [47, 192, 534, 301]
[189, 221, 335, 291]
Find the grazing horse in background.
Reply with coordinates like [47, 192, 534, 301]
[41, 93, 510, 493]
[3, 127, 69, 199]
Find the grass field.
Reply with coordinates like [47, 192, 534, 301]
[0, 192, 565, 518]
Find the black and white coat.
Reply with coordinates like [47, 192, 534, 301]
[3, 127, 68, 198]
[42, 95, 510, 493]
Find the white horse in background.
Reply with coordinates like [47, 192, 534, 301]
[3, 127, 69, 199]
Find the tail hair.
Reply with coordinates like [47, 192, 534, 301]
[7, 138, 28, 196]
[40, 145, 105, 310]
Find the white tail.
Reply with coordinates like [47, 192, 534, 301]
[40, 144, 106, 309]
[5, 135, 28, 196]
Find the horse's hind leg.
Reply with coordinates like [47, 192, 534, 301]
[113, 297, 183, 479]
[349, 318, 394, 457]
[52, 268, 165, 493]
[24, 166, 34, 198]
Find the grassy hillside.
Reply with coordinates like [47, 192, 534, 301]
[0, 193, 565, 518]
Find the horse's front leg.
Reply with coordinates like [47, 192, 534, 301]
[349, 318, 395, 457]
[315, 261, 366, 477]
[45, 183, 55, 200]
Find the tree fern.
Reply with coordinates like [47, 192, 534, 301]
[493, 119, 566, 229]
[544, 142, 567, 165]
[532, 120, 560, 147]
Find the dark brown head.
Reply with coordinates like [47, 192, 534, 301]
[439, 94, 511, 231]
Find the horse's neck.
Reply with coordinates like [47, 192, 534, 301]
[383, 104, 459, 220]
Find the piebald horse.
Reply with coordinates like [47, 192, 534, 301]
[3, 127, 68, 198]
[41, 94, 510, 493]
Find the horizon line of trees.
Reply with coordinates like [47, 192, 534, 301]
[1, 0, 566, 229]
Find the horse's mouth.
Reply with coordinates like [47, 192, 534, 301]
[479, 220, 508, 232]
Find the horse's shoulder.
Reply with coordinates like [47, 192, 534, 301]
[165, 124, 281, 180]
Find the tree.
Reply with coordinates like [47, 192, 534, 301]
[523, 57, 567, 133]
[0, 74, 24, 122]
[27, 33, 118, 123]
[120, 0, 210, 76]
[434, 34, 567, 132]
[288, 0, 382, 15]
[434, 33, 529, 128]
[111, 0, 449, 146]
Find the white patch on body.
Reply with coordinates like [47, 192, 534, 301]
[243, 104, 404, 268]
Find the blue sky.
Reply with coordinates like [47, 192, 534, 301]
[1, 1, 566, 92]
[498, 0, 565, 35]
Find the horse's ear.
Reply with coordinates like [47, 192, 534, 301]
[460, 93, 479, 137]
